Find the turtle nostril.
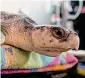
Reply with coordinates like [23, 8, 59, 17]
[74, 32, 78, 35]
[70, 31, 78, 35]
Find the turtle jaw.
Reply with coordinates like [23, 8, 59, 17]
[31, 46, 73, 57]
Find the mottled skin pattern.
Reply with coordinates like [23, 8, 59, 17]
[1, 11, 79, 57]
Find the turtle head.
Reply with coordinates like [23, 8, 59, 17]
[32, 25, 79, 56]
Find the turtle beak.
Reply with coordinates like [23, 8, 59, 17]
[70, 32, 80, 51]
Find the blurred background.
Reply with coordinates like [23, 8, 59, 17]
[1, 0, 85, 50]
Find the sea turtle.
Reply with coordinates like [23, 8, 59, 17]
[0, 11, 79, 57]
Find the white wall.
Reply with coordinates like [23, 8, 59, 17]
[1, 0, 52, 24]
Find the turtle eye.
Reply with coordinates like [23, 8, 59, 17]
[52, 27, 65, 39]
[55, 29, 63, 37]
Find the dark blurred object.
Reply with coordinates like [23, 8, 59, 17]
[73, 1, 85, 50]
